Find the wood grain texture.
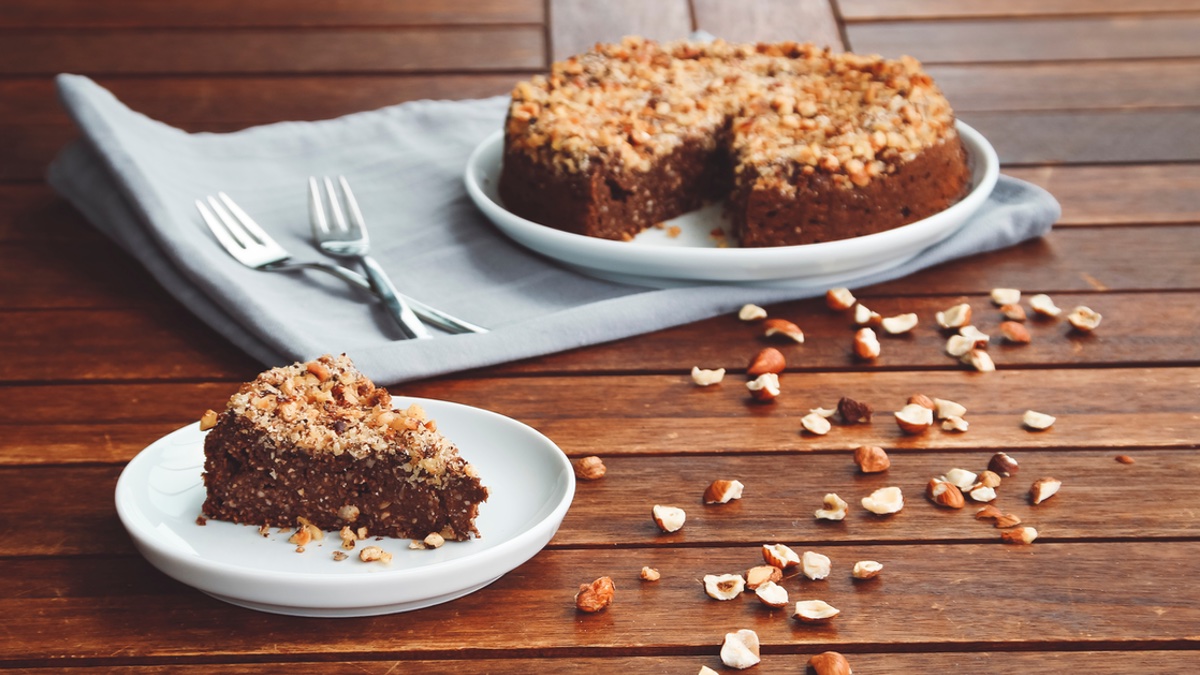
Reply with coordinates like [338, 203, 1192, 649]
[0, 0, 544, 27]
[549, 0, 693, 61]
[2, 448, 1191, 557]
[692, 0, 844, 49]
[1007, 164, 1200, 225]
[0, 27, 545, 76]
[845, 15, 1200, 62]
[840, 0, 1200, 20]
[962, 109, 1200, 164]
[2, 542, 1197, 662]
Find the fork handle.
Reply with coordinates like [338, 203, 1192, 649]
[359, 255, 432, 340]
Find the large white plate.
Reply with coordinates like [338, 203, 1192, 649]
[464, 121, 999, 288]
[115, 397, 574, 617]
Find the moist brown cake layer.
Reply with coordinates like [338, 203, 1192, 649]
[203, 413, 487, 540]
[733, 136, 972, 247]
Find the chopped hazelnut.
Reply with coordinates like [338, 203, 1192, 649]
[575, 576, 616, 613]
[574, 455, 607, 480]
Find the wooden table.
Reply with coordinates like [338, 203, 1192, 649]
[3, 1, 1199, 671]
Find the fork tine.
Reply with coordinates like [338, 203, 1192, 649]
[322, 176, 350, 234]
[217, 192, 283, 254]
[308, 177, 331, 240]
[206, 195, 259, 250]
[196, 198, 247, 255]
[336, 175, 369, 244]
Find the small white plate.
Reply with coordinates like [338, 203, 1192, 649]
[115, 397, 574, 617]
[464, 122, 999, 288]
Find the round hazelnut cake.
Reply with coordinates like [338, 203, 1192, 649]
[499, 37, 972, 247]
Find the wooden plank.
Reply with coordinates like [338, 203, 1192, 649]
[2, 448, 1190, 557]
[930, 60, 1200, 112]
[0, 0, 544, 27]
[0, 27, 545, 76]
[6, 652, 1200, 674]
[962, 109, 1200, 165]
[3, 368, 1198, 466]
[1006, 164, 1200, 225]
[2, 542, 1197, 659]
[549, 0, 693, 62]
[840, 0, 1200, 20]
[845, 15, 1200, 63]
[691, 0, 844, 49]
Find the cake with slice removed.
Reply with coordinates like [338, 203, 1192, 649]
[201, 354, 488, 541]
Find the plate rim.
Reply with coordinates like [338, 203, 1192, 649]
[114, 396, 575, 613]
[464, 120, 999, 282]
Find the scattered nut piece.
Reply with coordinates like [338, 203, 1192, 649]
[975, 505, 1003, 520]
[988, 452, 1020, 477]
[640, 566, 661, 582]
[1115, 454, 1136, 465]
[881, 312, 919, 335]
[332, 550, 348, 561]
[359, 546, 392, 564]
[720, 629, 761, 670]
[999, 321, 1032, 344]
[945, 334, 975, 357]
[932, 398, 966, 420]
[976, 471, 1002, 489]
[338, 526, 359, 550]
[991, 288, 1021, 306]
[1000, 303, 1028, 322]
[745, 565, 784, 590]
[408, 539, 428, 550]
[1029, 293, 1062, 317]
[738, 304, 767, 321]
[652, 505, 686, 533]
[691, 366, 726, 386]
[853, 445, 890, 473]
[941, 415, 969, 432]
[763, 318, 805, 343]
[793, 599, 840, 623]
[698, 667, 719, 675]
[814, 493, 850, 521]
[825, 287, 856, 311]
[994, 513, 1023, 528]
[575, 576, 615, 613]
[704, 573, 746, 601]
[199, 409, 218, 431]
[926, 478, 965, 509]
[1001, 526, 1039, 545]
[704, 479, 745, 504]
[809, 406, 838, 418]
[748, 347, 786, 376]
[1066, 305, 1102, 332]
[853, 302, 882, 326]
[862, 486, 904, 515]
[853, 327, 881, 359]
[852, 560, 883, 580]
[907, 393, 936, 410]
[961, 348, 996, 372]
[801, 412, 832, 436]
[838, 396, 874, 424]
[944, 468, 978, 491]
[959, 324, 991, 347]
[967, 485, 997, 502]
[894, 403, 933, 435]
[574, 456, 607, 480]
[423, 532, 445, 549]
[1023, 410, 1057, 431]
[808, 651, 853, 675]
[936, 302, 972, 329]
[1029, 477, 1062, 505]
[762, 543, 801, 569]
[754, 580, 790, 608]
[746, 372, 781, 401]
[801, 551, 832, 580]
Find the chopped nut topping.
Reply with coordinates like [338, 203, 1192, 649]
[199, 409, 218, 431]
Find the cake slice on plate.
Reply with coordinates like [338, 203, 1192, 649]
[201, 354, 488, 541]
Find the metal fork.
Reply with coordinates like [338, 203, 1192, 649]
[198, 192, 486, 336]
[196, 192, 374, 292]
[309, 176, 487, 337]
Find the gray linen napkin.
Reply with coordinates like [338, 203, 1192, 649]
[48, 74, 1059, 384]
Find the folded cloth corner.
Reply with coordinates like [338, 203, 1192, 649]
[47, 74, 1060, 384]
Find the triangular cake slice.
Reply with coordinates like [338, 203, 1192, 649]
[201, 354, 488, 541]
